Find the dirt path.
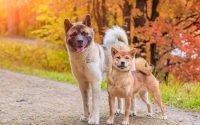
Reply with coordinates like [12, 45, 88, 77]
[0, 69, 199, 125]
[0, 36, 64, 48]
[0, 36, 48, 45]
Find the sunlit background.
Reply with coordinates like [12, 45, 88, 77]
[0, 0, 200, 111]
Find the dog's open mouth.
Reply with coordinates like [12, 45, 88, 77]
[117, 65, 126, 69]
[76, 46, 85, 52]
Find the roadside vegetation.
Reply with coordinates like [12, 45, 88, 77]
[160, 82, 200, 111]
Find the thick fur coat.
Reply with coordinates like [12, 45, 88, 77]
[64, 15, 129, 124]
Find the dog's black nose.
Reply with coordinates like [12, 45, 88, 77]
[121, 61, 125, 66]
[77, 40, 83, 43]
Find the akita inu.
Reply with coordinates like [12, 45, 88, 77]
[64, 14, 129, 124]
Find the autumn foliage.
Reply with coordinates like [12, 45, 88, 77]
[134, 1, 200, 82]
[0, 0, 199, 82]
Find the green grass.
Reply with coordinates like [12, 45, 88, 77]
[160, 82, 200, 111]
[0, 39, 200, 112]
[0, 40, 76, 84]
[0, 40, 70, 72]
[0, 63, 77, 84]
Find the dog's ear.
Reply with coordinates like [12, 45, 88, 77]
[83, 14, 91, 27]
[129, 48, 137, 58]
[64, 19, 73, 33]
[111, 47, 119, 57]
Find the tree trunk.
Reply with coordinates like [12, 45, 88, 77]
[164, 58, 170, 84]
[113, 12, 118, 25]
[150, 0, 160, 66]
[92, 0, 108, 40]
[150, 0, 159, 21]
[133, 0, 147, 59]
[121, 0, 132, 44]
[134, 0, 146, 28]
[150, 43, 157, 65]
[149, 0, 171, 83]
[73, 7, 78, 22]
[133, 0, 161, 74]
[7, 0, 14, 36]
[87, 0, 91, 14]
[14, 7, 20, 35]
[102, 0, 108, 28]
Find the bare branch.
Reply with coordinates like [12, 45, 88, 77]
[184, 23, 195, 30]
[158, 47, 175, 59]
[118, 4, 122, 10]
[156, 59, 190, 73]
[175, 14, 198, 26]
[194, 34, 200, 37]
[145, 1, 151, 21]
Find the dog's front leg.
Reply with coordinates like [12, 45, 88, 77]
[122, 96, 131, 125]
[115, 98, 124, 115]
[88, 81, 101, 125]
[79, 82, 90, 122]
[130, 95, 137, 117]
[106, 94, 115, 124]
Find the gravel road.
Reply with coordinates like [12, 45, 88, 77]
[0, 69, 199, 125]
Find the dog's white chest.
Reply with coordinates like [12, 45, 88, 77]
[70, 55, 103, 83]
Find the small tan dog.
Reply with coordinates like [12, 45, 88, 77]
[107, 51, 167, 124]
[107, 47, 136, 125]
[117, 57, 167, 120]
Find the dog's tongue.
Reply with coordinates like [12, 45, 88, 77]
[76, 47, 84, 52]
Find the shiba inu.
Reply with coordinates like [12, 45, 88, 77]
[107, 47, 137, 125]
[64, 14, 129, 124]
[117, 58, 167, 120]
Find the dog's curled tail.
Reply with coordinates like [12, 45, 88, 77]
[103, 26, 128, 48]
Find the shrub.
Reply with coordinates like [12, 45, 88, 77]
[0, 41, 70, 72]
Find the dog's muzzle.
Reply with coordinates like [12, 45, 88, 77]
[117, 61, 127, 69]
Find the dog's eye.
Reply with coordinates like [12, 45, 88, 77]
[125, 56, 129, 59]
[71, 32, 77, 37]
[116, 56, 120, 59]
[81, 31, 88, 36]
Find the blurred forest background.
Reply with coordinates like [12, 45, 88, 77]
[0, 0, 200, 110]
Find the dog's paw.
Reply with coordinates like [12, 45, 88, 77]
[80, 115, 89, 122]
[88, 116, 99, 125]
[161, 115, 168, 120]
[122, 120, 129, 125]
[106, 118, 114, 125]
[146, 112, 153, 117]
[120, 110, 125, 114]
[115, 109, 121, 116]
[129, 111, 137, 117]
[115, 109, 124, 116]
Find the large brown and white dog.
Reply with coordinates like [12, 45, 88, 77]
[64, 15, 129, 124]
